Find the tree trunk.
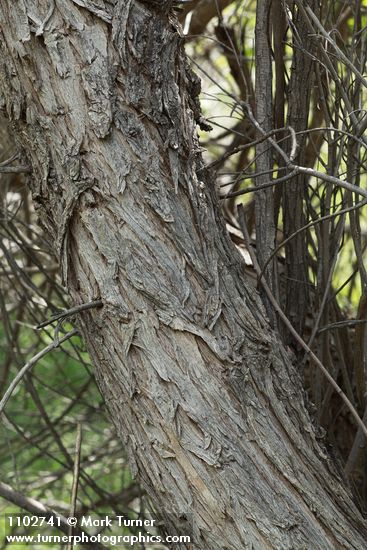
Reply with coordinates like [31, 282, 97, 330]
[0, 1, 366, 548]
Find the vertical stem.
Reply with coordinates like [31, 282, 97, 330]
[283, 1, 318, 340]
[67, 423, 82, 550]
[255, 0, 278, 324]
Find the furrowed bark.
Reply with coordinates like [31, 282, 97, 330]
[0, 1, 366, 548]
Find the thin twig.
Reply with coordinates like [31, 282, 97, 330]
[37, 300, 103, 329]
[0, 165, 31, 174]
[0, 329, 78, 415]
[67, 423, 82, 550]
[221, 169, 299, 199]
[202, 127, 287, 171]
[0, 153, 19, 166]
[318, 319, 367, 333]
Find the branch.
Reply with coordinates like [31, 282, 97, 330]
[0, 165, 31, 173]
[37, 300, 103, 329]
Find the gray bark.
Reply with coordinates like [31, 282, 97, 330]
[283, 1, 318, 339]
[0, 1, 366, 548]
[254, 0, 278, 323]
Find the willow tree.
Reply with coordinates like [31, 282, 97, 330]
[0, 0, 366, 548]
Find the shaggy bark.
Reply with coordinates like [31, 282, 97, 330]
[0, 1, 366, 548]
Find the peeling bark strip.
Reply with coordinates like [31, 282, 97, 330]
[0, 2, 366, 548]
